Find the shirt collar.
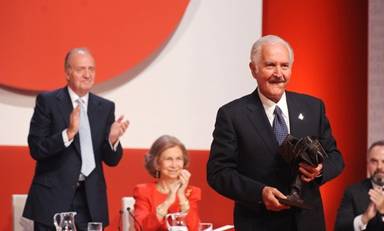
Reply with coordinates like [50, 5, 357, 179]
[257, 88, 289, 119]
[67, 86, 89, 108]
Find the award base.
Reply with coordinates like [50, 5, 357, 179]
[278, 195, 312, 209]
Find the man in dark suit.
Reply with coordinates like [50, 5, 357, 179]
[207, 35, 344, 231]
[23, 48, 129, 230]
[335, 141, 384, 231]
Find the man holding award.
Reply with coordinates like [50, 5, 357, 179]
[207, 35, 344, 231]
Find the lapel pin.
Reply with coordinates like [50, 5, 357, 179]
[298, 113, 304, 120]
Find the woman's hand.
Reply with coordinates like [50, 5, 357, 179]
[177, 169, 191, 196]
[176, 169, 191, 213]
[165, 181, 181, 204]
[156, 181, 181, 220]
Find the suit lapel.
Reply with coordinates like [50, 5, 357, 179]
[286, 92, 306, 138]
[359, 179, 372, 211]
[245, 90, 277, 153]
[88, 93, 102, 153]
[56, 87, 81, 155]
[56, 88, 72, 127]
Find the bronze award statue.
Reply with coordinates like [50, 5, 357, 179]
[278, 134, 327, 209]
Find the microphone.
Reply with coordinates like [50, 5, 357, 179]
[127, 207, 143, 231]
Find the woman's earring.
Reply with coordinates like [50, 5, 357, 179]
[156, 170, 160, 178]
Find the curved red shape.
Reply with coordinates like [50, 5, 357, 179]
[0, 0, 189, 91]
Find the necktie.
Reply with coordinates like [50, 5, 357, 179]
[273, 105, 289, 145]
[77, 99, 95, 176]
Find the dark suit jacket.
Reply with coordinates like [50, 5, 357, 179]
[207, 89, 344, 231]
[335, 179, 384, 231]
[23, 87, 123, 227]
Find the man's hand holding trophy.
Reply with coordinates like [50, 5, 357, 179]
[278, 134, 328, 209]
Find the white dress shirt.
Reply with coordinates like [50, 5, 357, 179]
[257, 88, 290, 133]
[61, 87, 119, 150]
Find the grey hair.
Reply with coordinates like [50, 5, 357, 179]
[250, 35, 294, 65]
[64, 47, 93, 72]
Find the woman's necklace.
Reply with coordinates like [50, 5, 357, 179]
[156, 182, 169, 194]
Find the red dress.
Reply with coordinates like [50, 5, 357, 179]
[133, 182, 201, 231]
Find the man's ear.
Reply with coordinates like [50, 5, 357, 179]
[65, 70, 70, 81]
[249, 62, 258, 79]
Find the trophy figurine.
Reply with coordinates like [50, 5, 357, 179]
[278, 134, 327, 209]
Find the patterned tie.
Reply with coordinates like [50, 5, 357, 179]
[77, 99, 95, 176]
[273, 105, 289, 145]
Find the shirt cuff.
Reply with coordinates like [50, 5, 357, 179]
[353, 214, 367, 231]
[62, 129, 74, 147]
[109, 139, 120, 151]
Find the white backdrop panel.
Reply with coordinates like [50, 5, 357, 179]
[0, 0, 262, 149]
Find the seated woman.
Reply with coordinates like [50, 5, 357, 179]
[133, 135, 201, 231]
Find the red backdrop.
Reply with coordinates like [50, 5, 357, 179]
[263, 0, 368, 230]
[0, 0, 189, 91]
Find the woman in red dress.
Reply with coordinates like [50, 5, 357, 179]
[133, 135, 201, 231]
